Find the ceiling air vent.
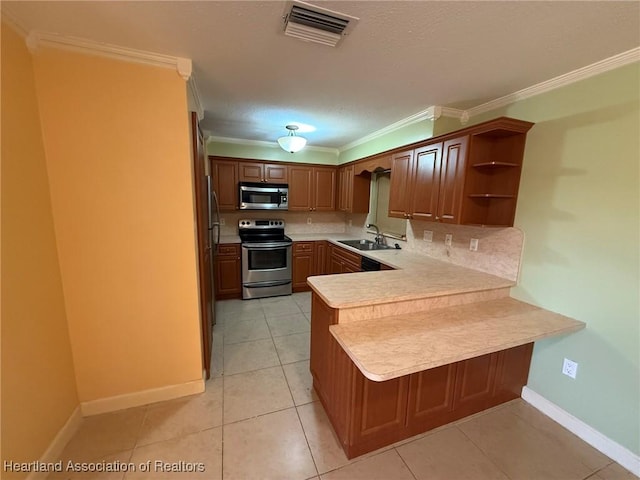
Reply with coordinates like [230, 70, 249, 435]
[283, 0, 359, 47]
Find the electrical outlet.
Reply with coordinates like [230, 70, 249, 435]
[307, 217, 312, 225]
[423, 230, 433, 242]
[219, 218, 225, 226]
[445, 234, 453, 246]
[469, 238, 479, 251]
[562, 358, 578, 379]
[348, 219, 353, 227]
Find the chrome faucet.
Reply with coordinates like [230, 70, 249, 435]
[366, 223, 384, 244]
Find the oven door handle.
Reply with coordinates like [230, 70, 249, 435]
[242, 242, 292, 249]
[243, 280, 292, 288]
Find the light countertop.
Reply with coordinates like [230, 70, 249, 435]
[303, 235, 515, 309]
[219, 232, 515, 309]
[330, 297, 585, 382]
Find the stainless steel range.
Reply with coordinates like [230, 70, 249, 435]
[239, 219, 293, 299]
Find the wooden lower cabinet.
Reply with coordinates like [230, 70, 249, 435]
[351, 373, 410, 456]
[406, 363, 457, 435]
[328, 244, 361, 274]
[310, 292, 533, 459]
[214, 244, 242, 299]
[315, 241, 327, 275]
[293, 242, 314, 292]
[293, 241, 330, 292]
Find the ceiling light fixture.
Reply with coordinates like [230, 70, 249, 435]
[277, 125, 307, 153]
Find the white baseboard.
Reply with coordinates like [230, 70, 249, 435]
[522, 386, 640, 477]
[26, 406, 83, 480]
[80, 379, 205, 416]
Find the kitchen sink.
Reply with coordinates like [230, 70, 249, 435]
[338, 239, 395, 251]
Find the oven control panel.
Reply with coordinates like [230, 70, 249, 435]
[238, 219, 285, 229]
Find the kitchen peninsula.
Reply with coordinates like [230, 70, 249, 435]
[307, 246, 585, 459]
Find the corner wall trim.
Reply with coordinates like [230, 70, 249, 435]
[521, 386, 640, 477]
[25, 30, 192, 80]
[26, 407, 83, 480]
[80, 379, 205, 416]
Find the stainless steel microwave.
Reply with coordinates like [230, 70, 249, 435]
[239, 182, 289, 210]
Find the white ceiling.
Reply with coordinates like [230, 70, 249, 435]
[4, 1, 639, 150]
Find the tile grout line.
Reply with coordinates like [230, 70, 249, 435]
[217, 307, 225, 480]
[393, 446, 419, 480]
[454, 422, 513, 480]
[268, 298, 321, 478]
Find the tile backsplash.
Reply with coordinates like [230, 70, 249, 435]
[220, 210, 523, 281]
[219, 211, 347, 237]
[346, 215, 524, 281]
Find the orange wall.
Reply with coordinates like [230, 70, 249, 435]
[32, 47, 202, 401]
[1, 23, 79, 477]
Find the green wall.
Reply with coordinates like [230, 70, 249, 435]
[338, 119, 434, 164]
[469, 63, 639, 454]
[208, 140, 338, 165]
[207, 118, 436, 166]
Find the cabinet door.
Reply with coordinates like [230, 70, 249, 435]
[411, 143, 442, 221]
[337, 166, 352, 212]
[438, 136, 468, 223]
[238, 162, 264, 182]
[493, 343, 533, 404]
[329, 335, 355, 448]
[328, 256, 343, 274]
[310, 293, 336, 406]
[388, 150, 414, 218]
[314, 167, 337, 211]
[264, 163, 288, 183]
[214, 247, 241, 298]
[407, 364, 457, 433]
[288, 166, 313, 211]
[352, 373, 410, 447]
[453, 352, 497, 418]
[292, 242, 314, 292]
[211, 159, 238, 211]
[314, 241, 327, 275]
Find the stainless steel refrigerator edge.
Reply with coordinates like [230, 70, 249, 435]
[207, 175, 221, 319]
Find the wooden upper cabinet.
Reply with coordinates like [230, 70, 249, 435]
[314, 167, 337, 211]
[338, 165, 371, 213]
[388, 139, 466, 222]
[211, 158, 238, 211]
[288, 166, 313, 211]
[239, 161, 288, 183]
[411, 144, 442, 221]
[388, 150, 415, 218]
[437, 136, 468, 224]
[289, 166, 336, 211]
[386, 116, 532, 227]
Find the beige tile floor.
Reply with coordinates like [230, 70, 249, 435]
[50, 292, 636, 480]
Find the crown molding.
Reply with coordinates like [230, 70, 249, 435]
[208, 135, 339, 155]
[441, 107, 469, 124]
[25, 30, 192, 80]
[338, 105, 466, 153]
[467, 47, 640, 118]
[1, 8, 29, 38]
